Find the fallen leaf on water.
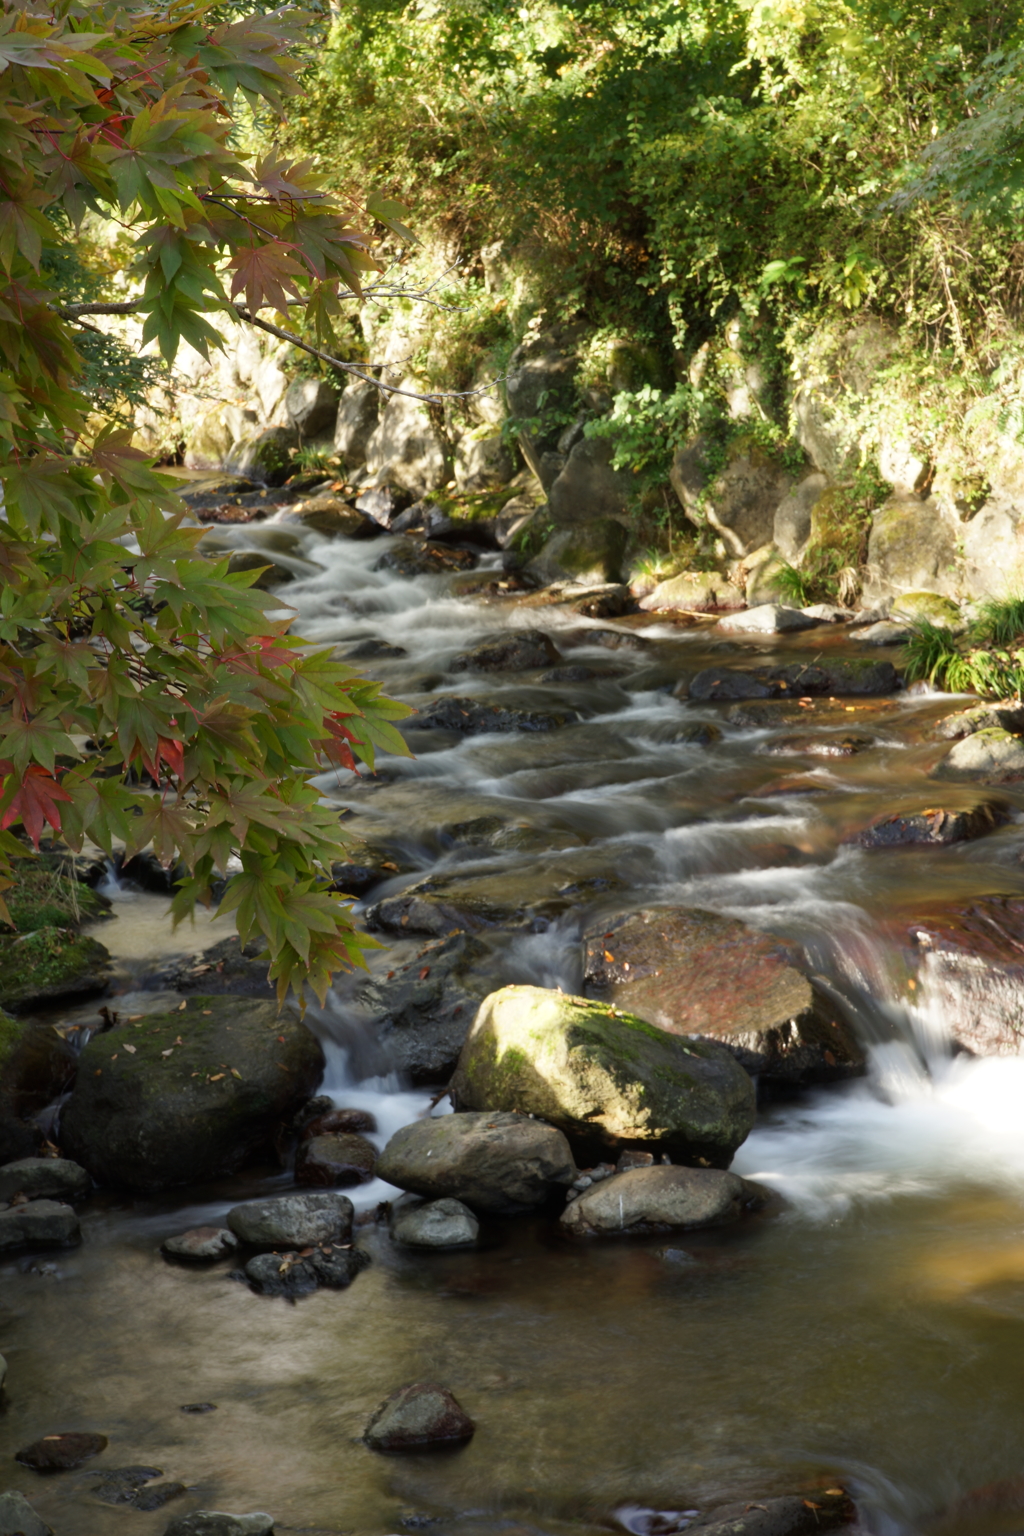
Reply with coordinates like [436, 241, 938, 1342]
[202, 1009, 211, 1015]
[419, 966, 430, 980]
[174, 1036, 183, 1045]
[231, 1069, 241, 1079]
[129, 1014, 143, 1022]
[161, 1049, 173, 1057]
[209, 1073, 225, 1082]
[110, 1053, 118, 1061]
[123, 1043, 136, 1055]
[178, 1001, 187, 1011]
[94, 1069, 102, 1076]
[386, 971, 395, 980]
[277, 1035, 285, 1043]
[381, 861, 398, 871]
[603, 950, 615, 962]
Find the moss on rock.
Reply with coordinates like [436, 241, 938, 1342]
[0, 929, 112, 1014]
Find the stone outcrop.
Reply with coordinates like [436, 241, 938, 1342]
[376, 1110, 576, 1213]
[671, 435, 796, 558]
[863, 496, 961, 603]
[450, 985, 756, 1165]
[583, 908, 863, 1084]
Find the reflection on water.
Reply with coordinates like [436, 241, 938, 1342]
[9, 519, 1024, 1532]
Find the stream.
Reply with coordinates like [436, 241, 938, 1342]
[7, 515, 1024, 1536]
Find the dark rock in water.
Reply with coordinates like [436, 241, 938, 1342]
[674, 722, 722, 746]
[0, 1492, 52, 1536]
[564, 625, 649, 652]
[290, 1095, 334, 1135]
[849, 800, 1009, 848]
[0, 929, 112, 1014]
[354, 932, 497, 1082]
[163, 1512, 274, 1536]
[583, 908, 863, 1086]
[294, 1131, 376, 1187]
[243, 1243, 369, 1296]
[16, 1431, 107, 1471]
[935, 704, 1024, 740]
[390, 1194, 479, 1249]
[450, 629, 561, 673]
[0, 1158, 90, 1204]
[927, 1475, 1024, 1536]
[356, 485, 405, 528]
[161, 1226, 239, 1262]
[0, 1015, 78, 1128]
[133, 1482, 187, 1512]
[569, 586, 634, 619]
[907, 897, 1024, 1055]
[344, 638, 408, 659]
[688, 1489, 852, 1536]
[0, 1200, 80, 1253]
[689, 658, 899, 703]
[451, 985, 756, 1167]
[375, 539, 476, 577]
[89, 1466, 164, 1505]
[758, 733, 875, 757]
[60, 997, 325, 1192]
[412, 696, 575, 734]
[160, 935, 274, 998]
[365, 859, 626, 938]
[376, 1110, 576, 1214]
[180, 1403, 217, 1414]
[225, 549, 294, 589]
[227, 1190, 353, 1250]
[689, 669, 776, 702]
[561, 1165, 762, 1236]
[365, 1382, 475, 1452]
[541, 664, 596, 683]
[301, 1107, 377, 1139]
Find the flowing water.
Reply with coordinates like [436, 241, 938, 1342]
[7, 519, 1024, 1536]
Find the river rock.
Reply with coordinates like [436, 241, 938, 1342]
[376, 1110, 576, 1213]
[849, 801, 1009, 848]
[450, 986, 756, 1166]
[583, 909, 863, 1085]
[16, 1431, 108, 1471]
[908, 897, 1024, 1055]
[390, 1194, 480, 1248]
[161, 1226, 239, 1262]
[450, 629, 561, 673]
[163, 1513, 274, 1536]
[687, 657, 899, 702]
[0, 1200, 80, 1252]
[638, 571, 744, 613]
[935, 704, 1024, 740]
[375, 539, 475, 577]
[160, 936, 275, 998]
[60, 997, 325, 1192]
[227, 1190, 353, 1249]
[0, 929, 112, 1014]
[225, 549, 295, 589]
[717, 604, 820, 634]
[0, 1493, 52, 1536]
[281, 498, 376, 540]
[90, 1466, 183, 1509]
[294, 1132, 376, 1187]
[413, 697, 576, 734]
[561, 1165, 758, 1237]
[690, 1489, 852, 1536]
[855, 620, 908, 646]
[758, 733, 874, 758]
[354, 931, 498, 1081]
[931, 729, 1024, 782]
[0, 1158, 90, 1204]
[301, 1107, 377, 1138]
[365, 1382, 475, 1452]
[365, 858, 627, 938]
[526, 519, 627, 586]
[0, 1014, 77, 1162]
[243, 1244, 369, 1296]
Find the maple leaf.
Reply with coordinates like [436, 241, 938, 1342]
[0, 766, 72, 847]
[229, 241, 306, 314]
[316, 713, 359, 772]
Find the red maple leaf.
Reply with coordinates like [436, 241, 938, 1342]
[317, 713, 359, 772]
[0, 766, 73, 847]
[131, 736, 185, 783]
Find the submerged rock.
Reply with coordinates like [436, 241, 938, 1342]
[354, 932, 498, 1081]
[560, 1165, 760, 1237]
[16, 1431, 108, 1471]
[583, 908, 863, 1085]
[717, 604, 820, 634]
[281, 497, 376, 539]
[61, 997, 325, 1192]
[931, 728, 1024, 782]
[689, 1489, 852, 1536]
[90, 1466, 181, 1509]
[365, 1382, 475, 1452]
[300, 1107, 377, 1138]
[227, 1191, 353, 1250]
[0, 1200, 80, 1253]
[450, 985, 757, 1166]
[0, 1158, 90, 1204]
[243, 1244, 369, 1296]
[294, 1131, 376, 1187]
[758, 733, 874, 758]
[412, 696, 576, 734]
[163, 1513, 275, 1536]
[849, 801, 1009, 847]
[375, 539, 475, 577]
[376, 1110, 576, 1214]
[161, 1226, 239, 1262]
[449, 629, 561, 673]
[390, 1194, 480, 1249]
[0, 1493, 52, 1536]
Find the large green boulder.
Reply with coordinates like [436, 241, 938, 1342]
[61, 996, 324, 1191]
[0, 928, 111, 1014]
[450, 985, 756, 1166]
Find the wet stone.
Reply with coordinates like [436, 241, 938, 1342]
[16, 1431, 108, 1471]
[243, 1243, 369, 1297]
[89, 1466, 163, 1505]
[161, 1226, 239, 1262]
[226, 1191, 354, 1250]
[180, 1403, 217, 1414]
[163, 1513, 275, 1536]
[0, 1200, 80, 1253]
[0, 1492, 52, 1536]
[935, 704, 1024, 740]
[688, 1489, 852, 1536]
[717, 603, 820, 634]
[931, 729, 1024, 782]
[375, 539, 476, 577]
[0, 1157, 91, 1205]
[560, 1165, 760, 1237]
[134, 1482, 187, 1512]
[849, 801, 1010, 848]
[365, 1382, 475, 1452]
[376, 1110, 576, 1214]
[301, 1107, 377, 1139]
[449, 629, 561, 673]
[294, 1132, 377, 1187]
[758, 733, 875, 758]
[412, 696, 575, 734]
[390, 1194, 480, 1249]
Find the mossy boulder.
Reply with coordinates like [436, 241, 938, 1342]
[450, 985, 756, 1166]
[60, 996, 325, 1191]
[0, 929, 112, 1014]
[4, 856, 109, 932]
[930, 729, 1024, 783]
[0, 1009, 77, 1163]
[526, 519, 628, 587]
[891, 590, 962, 625]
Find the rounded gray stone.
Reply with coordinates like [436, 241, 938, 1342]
[0, 1158, 91, 1204]
[0, 1492, 52, 1536]
[559, 1165, 756, 1237]
[365, 1382, 475, 1452]
[161, 1226, 239, 1261]
[932, 728, 1024, 782]
[0, 1199, 80, 1252]
[226, 1191, 353, 1250]
[390, 1195, 480, 1248]
[376, 1111, 575, 1214]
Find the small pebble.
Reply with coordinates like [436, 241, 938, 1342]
[179, 1403, 218, 1414]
